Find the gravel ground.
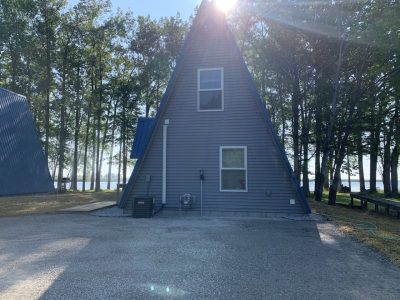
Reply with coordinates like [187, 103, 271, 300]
[0, 214, 399, 300]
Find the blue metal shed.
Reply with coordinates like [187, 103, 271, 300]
[0, 88, 54, 196]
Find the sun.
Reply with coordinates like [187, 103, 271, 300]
[215, 0, 238, 13]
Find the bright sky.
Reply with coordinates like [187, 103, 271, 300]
[68, 0, 202, 20]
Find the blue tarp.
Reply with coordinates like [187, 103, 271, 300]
[0, 88, 54, 196]
[130, 117, 155, 159]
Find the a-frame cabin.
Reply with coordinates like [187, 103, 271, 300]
[0, 88, 54, 196]
[119, 0, 310, 216]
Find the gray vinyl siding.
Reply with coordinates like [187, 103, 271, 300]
[127, 23, 306, 214]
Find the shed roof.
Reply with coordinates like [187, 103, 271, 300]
[130, 117, 155, 159]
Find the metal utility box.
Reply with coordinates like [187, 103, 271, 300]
[132, 197, 154, 218]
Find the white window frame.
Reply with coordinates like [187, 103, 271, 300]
[197, 68, 224, 112]
[220, 146, 248, 192]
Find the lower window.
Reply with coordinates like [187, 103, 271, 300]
[220, 146, 247, 192]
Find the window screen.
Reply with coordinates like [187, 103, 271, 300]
[220, 147, 247, 191]
[198, 68, 223, 111]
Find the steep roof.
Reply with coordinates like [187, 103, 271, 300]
[0, 88, 54, 196]
[119, 0, 310, 213]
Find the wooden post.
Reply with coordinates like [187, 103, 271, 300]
[375, 204, 379, 212]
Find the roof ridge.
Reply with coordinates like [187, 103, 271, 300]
[0, 87, 27, 100]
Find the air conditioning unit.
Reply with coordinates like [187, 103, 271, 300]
[133, 197, 154, 218]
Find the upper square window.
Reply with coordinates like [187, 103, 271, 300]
[198, 68, 224, 111]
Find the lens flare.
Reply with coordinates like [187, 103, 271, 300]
[215, 0, 238, 13]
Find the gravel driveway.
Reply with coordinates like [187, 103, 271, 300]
[0, 213, 399, 299]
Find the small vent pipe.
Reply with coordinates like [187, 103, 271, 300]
[162, 119, 169, 204]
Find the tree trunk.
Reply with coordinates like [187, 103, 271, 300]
[117, 138, 123, 189]
[44, 18, 51, 160]
[347, 153, 351, 192]
[121, 96, 128, 185]
[26, 53, 32, 107]
[99, 99, 113, 190]
[315, 35, 344, 202]
[10, 44, 18, 92]
[302, 141, 310, 197]
[95, 60, 103, 192]
[82, 115, 90, 192]
[329, 157, 345, 204]
[300, 97, 312, 197]
[383, 130, 392, 195]
[122, 124, 127, 185]
[391, 99, 399, 195]
[369, 101, 382, 193]
[315, 119, 322, 197]
[325, 149, 334, 190]
[90, 69, 96, 191]
[291, 67, 301, 181]
[327, 81, 359, 204]
[57, 64, 67, 192]
[107, 100, 119, 190]
[329, 135, 350, 205]
[391, 145, 399, 196]
[52, 161, 57, 181]
[145, 101, 150, 118]
[357, 133, 366, 192]
[95, 110, 101, 191]
[82, 80, 94, 192]
[72, 66, 81, 191]
[281, 109, 286, 150]
[369, 128, 379, 193]
[90, 118, 96, 190]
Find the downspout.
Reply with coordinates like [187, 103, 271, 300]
[162, 119, 169, 204]
[200, 170, 204, 216]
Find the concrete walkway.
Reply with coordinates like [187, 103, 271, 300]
[59, 201, 116, 213]
[0, 214, 399, 299]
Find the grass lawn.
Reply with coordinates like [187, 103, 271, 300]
[0, 191, 118, 217]
[309, 192, 400, 266]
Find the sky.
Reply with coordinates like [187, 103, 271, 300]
[68, 0, 202, 20]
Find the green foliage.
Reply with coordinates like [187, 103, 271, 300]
[1, 0, 398, 197]
[232, 0, 400, 201]
[0, 0, 188, 187]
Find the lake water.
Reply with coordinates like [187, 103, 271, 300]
[308, 180, 398, 192]
[54, 181, 119, 190]
[55, 180, 398, 192]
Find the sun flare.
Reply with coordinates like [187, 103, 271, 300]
[215, 0, 238, 13]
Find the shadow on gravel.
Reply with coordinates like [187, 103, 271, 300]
[0, 215, 399, 299]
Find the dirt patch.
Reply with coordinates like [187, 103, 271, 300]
[0, 192, 118, 217]
[309, 195, 400, 266]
